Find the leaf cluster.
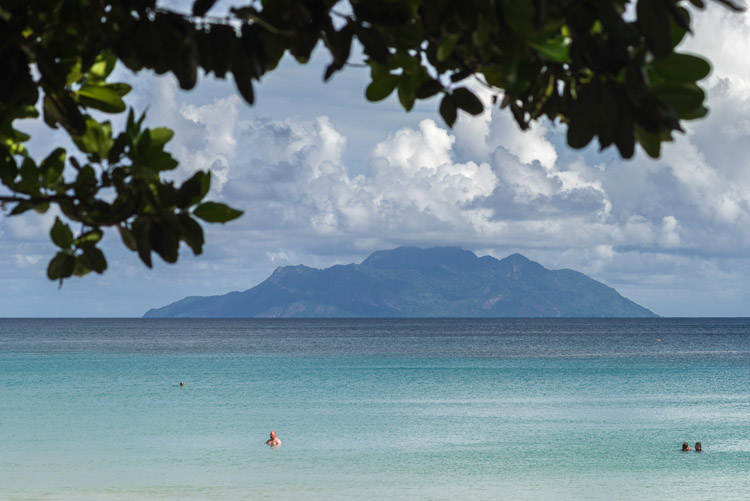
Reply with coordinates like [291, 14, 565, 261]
[0, 1, 243, 282]
[350, 0, 740, 158]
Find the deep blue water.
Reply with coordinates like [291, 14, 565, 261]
[1, 318, 749, 499]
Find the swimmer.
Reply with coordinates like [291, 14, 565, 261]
[695, 442, 702, 452]
[266, 430, 282, 446]
[682, 442, 691, 451]
[179, 382, 185, 387]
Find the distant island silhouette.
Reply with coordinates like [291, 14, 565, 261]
[143, 246, 657, 318]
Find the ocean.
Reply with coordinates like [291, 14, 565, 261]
[1, 318, 749, 500]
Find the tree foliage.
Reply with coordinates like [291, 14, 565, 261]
[0, 0, 743, 280]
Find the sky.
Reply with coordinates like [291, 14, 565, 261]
[2, 2, 750, 317]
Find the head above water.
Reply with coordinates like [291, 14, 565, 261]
[270, 431, 276, 439]
[695, 442, 702, 451]
[682, 442, 690, 451]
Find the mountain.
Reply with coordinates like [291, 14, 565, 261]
[143, 247, 657, 318]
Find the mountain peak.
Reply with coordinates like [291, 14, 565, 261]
[361, 246, 478, 270]
[503, 253, 530, 263]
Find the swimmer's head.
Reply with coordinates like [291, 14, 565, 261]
[695, 442, 702, 451]
[682, 442, 690, 450]
[270, 431, 276, 439]
[179, 382, 184, 387]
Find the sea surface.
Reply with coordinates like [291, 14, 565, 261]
[1, 318, 749, 500]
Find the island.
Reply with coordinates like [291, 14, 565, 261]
[143, 246, 657, 318]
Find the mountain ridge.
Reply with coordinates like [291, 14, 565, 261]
[143, 246, 657, 318]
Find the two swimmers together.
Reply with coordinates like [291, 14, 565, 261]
[682, 442, 702, 451]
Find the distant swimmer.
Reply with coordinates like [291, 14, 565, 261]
[266, 430, 282, 446]
[682, 442, 691, 451]
[695, 442, 702, 452]
[179, 382, 185, 387]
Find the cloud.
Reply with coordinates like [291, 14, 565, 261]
[159, 62, 746, 269]
[178, 95, 242, 191]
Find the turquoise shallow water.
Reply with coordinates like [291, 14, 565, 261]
[1, 318, 749, 499]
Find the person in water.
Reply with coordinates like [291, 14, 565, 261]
[695, 442, 702, 452]
[682, 442, 691, 451]
[266, 430, 282, 446]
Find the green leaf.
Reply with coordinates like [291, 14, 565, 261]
[437, 36, 458, 62]
[366, 74, 399, 101]
[177, 171, 210, 208]
[178, 213, 205, 254]
[567, 119, 596, 149]
[43, 93, 86, 136]
[670, 7, 691, 48]
[133, 126, 179, 171]
[132, 217, 153, 267]
[193, 202, 243, 223]
[439, 95, 458, 127]
[597, 84, 619, 149]
[483, 66, 503, 88]
[415, 79, 443, 99]
[66, 59, 83, 85]
[106, 83, 133, 97]
[88, 52, 117, 80]
[108, 132, 129, 164]
[678, 105, 708, 120]
[157, 182, 178, 207]
[50, 217, 74, 249]
[73, 116, 114, 158]
[0, 152, 18, 186]
[79, 246, 107, 274]
[356, 26, 391, 63]
[528, 38, 570, 63]
[452, 88, 484, 115]
[148, 127, 174, 147]
[652, 53, 711, 82]
[209, 24, 234, 78]
[712, 0, 744, 12]
[150, 218, 180, 263]
[47, 251, 75, 280]
[147, 151, 179, 171]
[8, 105, 39, 121]
[653, 83, 706, 118]
[10, 202, 34, 215]
[40, 147, 66, 188]
[566, 81, 598, 149]
[615, 110, 636, 160]
[232, 70, 255, 105]
[33, 203, 50, 214]
[635, 125, 662, 158]
[77, 85, 127, 113]
[397, 75, 416, 111]
[193, 0, 218, 16]
[637, 0, 672, 57]
[74, 229, 103, 247]
[472, 17, 493, 46]
[72, 257, 92, 277]
[17, 156, 38, 192]
[118, 225, 138, 251]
